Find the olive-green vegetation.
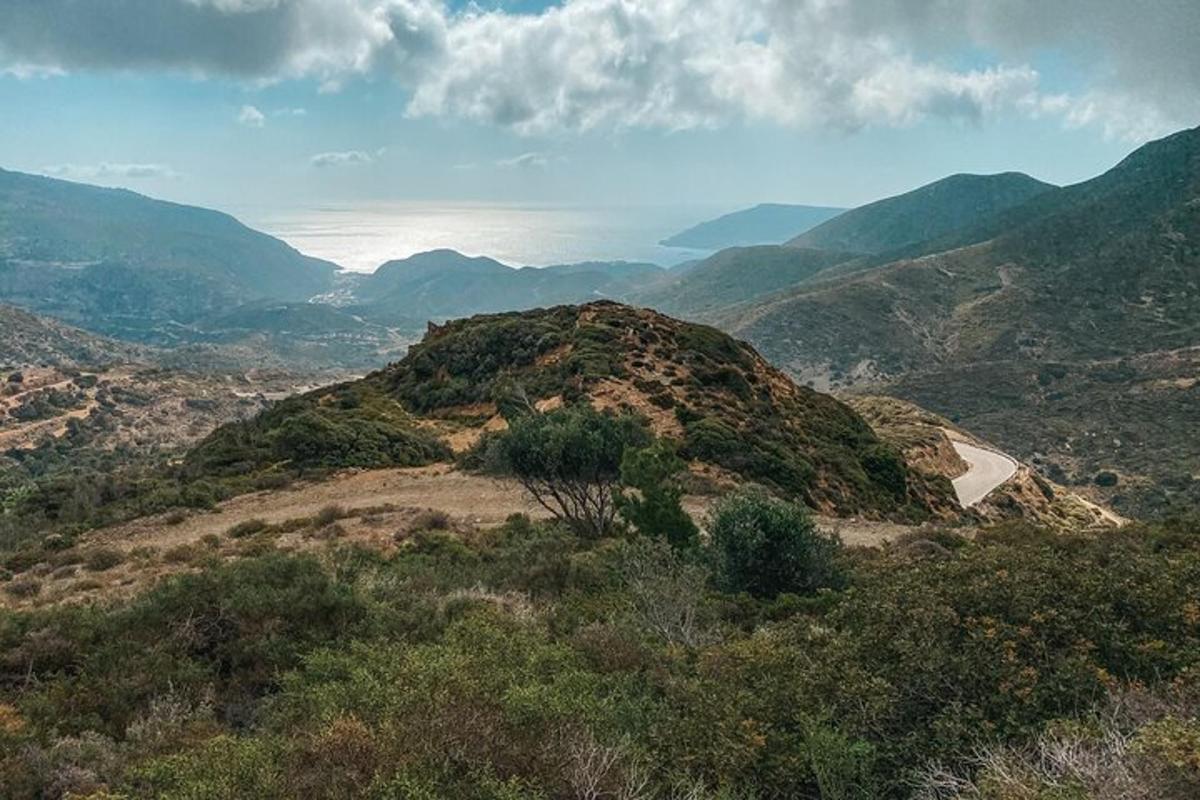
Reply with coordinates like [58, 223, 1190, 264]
[3, 506, 1199, 798]
[196, 300, 952, 520]
[708, 487, 845, 598]
[616, 439, 700, 549]
[725, 125, 1200, 518]
[486, 405, 652, 537]
[184, 381, 450, 480]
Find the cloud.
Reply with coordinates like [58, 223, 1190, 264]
[41, 162, 179, 181]
[310, 150, 373, 168]
[1, 1, 1198, 141]
[496, 152, 551, 170]
[273, 106, 307, 117]
[237, 104, 266, 127]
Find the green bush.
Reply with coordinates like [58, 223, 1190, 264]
[616, 440, 699, 549]
[708, 487, 846, 598]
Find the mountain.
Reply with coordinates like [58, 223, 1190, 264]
[724, 125, 1200, 516]
[634, 245, 854, 317]
[189, 301, 958, 520]
[353, 249, 666, 325]
[0, 304, 150, 368]
[0, 167, 338, 341]
[786, 172, 1056, 255]
[661, 203, 846, 249]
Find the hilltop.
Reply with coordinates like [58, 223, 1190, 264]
[190, 301, 957, 520]
[661, 203, 845, 249]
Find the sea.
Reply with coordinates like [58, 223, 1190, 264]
[237, 203, 723, 273]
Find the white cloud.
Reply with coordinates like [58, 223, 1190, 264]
[273, 106, 307, 117]
[41, 162, 179, 181]
[1, 0, 1197, 142]
[237, 104, 266, 127]
[310, 150, 373, 168]
[496, 152, 551, 170]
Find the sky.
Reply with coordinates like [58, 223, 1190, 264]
[1, 0, 1199, 216]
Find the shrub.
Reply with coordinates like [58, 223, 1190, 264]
[1095, 470, 1120, 487]
[84, 548, 125, 572]
[162, 544, 201, 564]
[164, 510, 188, 526]
[314, 505, 346, 528]
[227, 519, 268, 539]
[491, 405, 651, 537]
[616, 440, 699, 549]
[708, 487, 846, 598]
[3, 577, 41, 598]
[410, 509, 452, 532]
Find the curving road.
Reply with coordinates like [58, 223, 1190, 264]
[950, 440, 1019, 507]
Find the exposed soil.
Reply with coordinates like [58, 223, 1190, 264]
[3, 464, 917, 610]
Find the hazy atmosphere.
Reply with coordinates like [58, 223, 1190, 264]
[4, 1, 1199, 265]
[3, 4, 1200, 799]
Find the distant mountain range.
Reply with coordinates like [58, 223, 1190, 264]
[719, 126, 1200, 517]
[352, 249, 664, 324]
[0, 168, 338, 342]
[660, 203, 845, 249]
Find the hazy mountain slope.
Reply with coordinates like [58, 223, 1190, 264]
[354, 249, 666, 325]
[786, 172, 1055, 255]
[634, 245, 854, 317]
[725, 125, 1200, 515]
[661, 203, 845, 249]
[0, 304, 150, 368]
[0, 168, 337, 338]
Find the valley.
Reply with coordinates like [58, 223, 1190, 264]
[1, 123, 1197, 800]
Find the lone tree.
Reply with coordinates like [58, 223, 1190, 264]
[616, 439, 699, 549]
[493, 405, 650, 537]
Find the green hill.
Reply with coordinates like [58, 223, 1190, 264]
[0, 168, 337, 341]
[725, 125, 1200, 516]
[786, 172, 1055, 255]
[634, 245, 854, 317]
[190, 301, 956, 520]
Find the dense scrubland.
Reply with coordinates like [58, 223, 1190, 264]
[2, 501, 1198, 798]
[2, 391, 1199, 798]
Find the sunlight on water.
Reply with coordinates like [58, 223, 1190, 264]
[240, 203, 718, 272]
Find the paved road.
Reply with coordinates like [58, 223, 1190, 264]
[951, 441, 1019, 507]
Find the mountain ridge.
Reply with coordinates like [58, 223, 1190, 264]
[661, 202, 846, 249]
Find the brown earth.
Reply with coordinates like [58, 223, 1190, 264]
[1, 463, 923, 611]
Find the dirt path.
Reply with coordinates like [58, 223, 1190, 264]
[94, 464, 550, 551]
[94, 464, 909, 553]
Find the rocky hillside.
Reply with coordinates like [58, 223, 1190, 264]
[0, 304, 149, 368]
[724, 125, 1200, 516]
[190, 302, 959, 520]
